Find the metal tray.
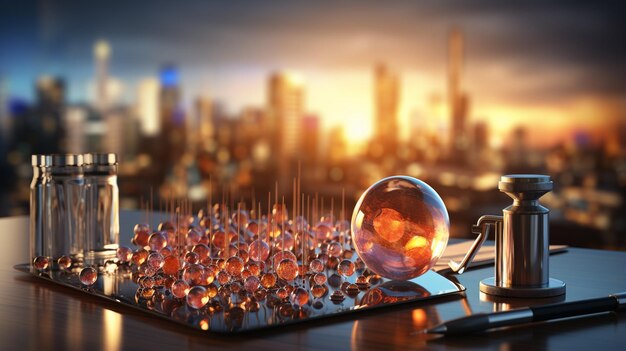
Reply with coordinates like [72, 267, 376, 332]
[15, 263, 464, 334]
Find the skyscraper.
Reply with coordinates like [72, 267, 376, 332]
[34, 75, 66, 153]
[136, 78, 160, 136]
[158, 64, 186, 177]
[195, 96, 214, 152]
[268, 71, 305, 192]
[64, 107, 86, 153]
[372, 63, 399, 158]
[268, 71, 304, 158]
[94, 40, 111, 112]
[448, 28, 470, 160]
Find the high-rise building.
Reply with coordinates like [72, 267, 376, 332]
[195, 96, 215, 152]
[268, 71, 304, 157]
[136, 78, 160, 136]
[94, 40, 111, 112]
[448, 28, 470, 159]
[268, 71, 305, 192]
[373, 63, 400, 158]
[301, 114, 320, 167]
[0, 77, 7, 140]
[158, 65, 186, 175]
[64, 106, 87, 153]
[34, 75, 66, 153]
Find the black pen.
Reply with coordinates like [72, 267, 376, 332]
[428, 292, 626, 335]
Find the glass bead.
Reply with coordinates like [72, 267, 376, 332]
[160, 246, 173, 257]
[342, 249, 354, 259]
[131, 248, 149, 266]
[157, 221, 175, 232]
[246, 220, 259, 235]
[248, 239, 270, 262]
[311, 284, 327, 298]
[274, 232, 294, 251]
[162, 255, 180, 276]
[186, 227, 203, 246]
[254, 289, 267, 301]
[192, 243, 211, 260]
[144, 265, 158, 277]
[313, 272, 327, 285]
[356, 274, 370, 289]
[272, 203, 289, 223]
[171, 279, 190, 298]
[309, 258, 324, 273]
[315, 223, 332, 241]
[133, 223, 151, 247]
[142, 276, 155, 288]
[225, 256, 244, 276]
[290, 287, 309, 307]
[260, 272, 277, 289]
[216, 270, 230, 285]
[148, 232, 168, 251]
[182, 264, 205, 285]
[141, 287, 155, 299]
[153, 274, 165, 287]
[272, 250, 297, 268]
[328, 241, 342, 258]
[184, 251, 199, 264]
[79, 267, 97, 286]
[330, 290, 345, 303]
[211, 231, 228, 250]
[245, 261, 261, 276]
[351, 176, 449, 280]
[337, 259, 356, 277]
[244, 275, 260, 293]
[147, 252, 164, 269]
[276, 258, 298, 281]
[57, 255, 72, 271]
[317, 252, 329, 265]
[345, 283, 359, 297]
[276, 287, 289, 300]
[244, 298, 260, 312]
[33, 256, 49, 271]
[116, 246, 133, 263]
[186, 286, 209, 309]
[206, 283, 218, 298]
[326, 256, 340, 270]
[328, 273, 343, 288]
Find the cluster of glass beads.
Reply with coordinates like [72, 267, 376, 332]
[33, 204, 384, 328]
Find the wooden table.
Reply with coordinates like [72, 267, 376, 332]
[1, 211, 625, 350]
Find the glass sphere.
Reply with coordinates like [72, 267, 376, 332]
[351, 176, 449, 280]
[186, 286, 209, 309]
[33, 256, 49, 271]
[57, 255, 72, 271]
[79, 267, 98, 286]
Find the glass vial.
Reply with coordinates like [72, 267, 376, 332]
[30, 155, 51, 267]
[46, 154, 85, 264]
[84, 153, 119, 265]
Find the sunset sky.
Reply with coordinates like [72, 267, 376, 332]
[1, 0, 624, 149]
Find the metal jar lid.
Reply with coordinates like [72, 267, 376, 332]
[498, 174, 553, 193]
[50, 154, 84, 167]
[83, 153, 118, 165]
[31, 154, 51, 166]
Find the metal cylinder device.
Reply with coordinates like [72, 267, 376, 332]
[449, 174, 565, 298]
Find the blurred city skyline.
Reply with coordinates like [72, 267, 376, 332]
[2, 1, 624, 150]
[1, 1, 625, 250]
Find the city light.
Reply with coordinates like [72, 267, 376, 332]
[0, 1, 624, 250]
